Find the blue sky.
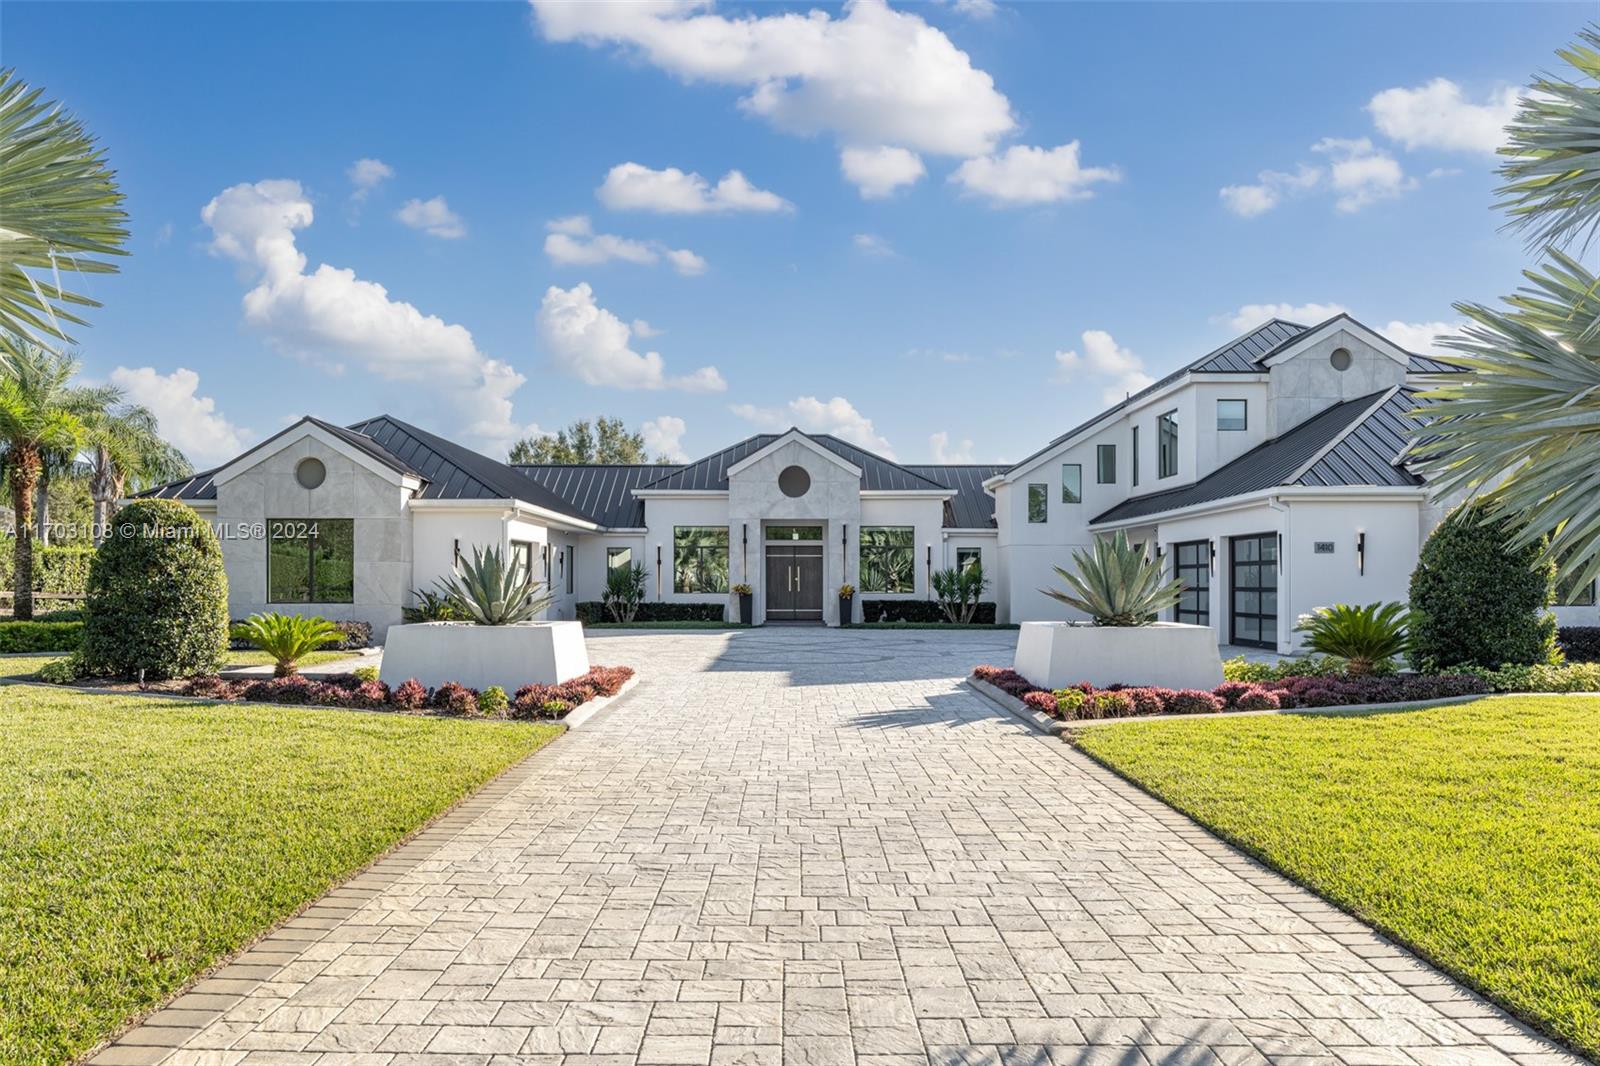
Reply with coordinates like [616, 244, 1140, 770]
[7, 1, 1586, 468]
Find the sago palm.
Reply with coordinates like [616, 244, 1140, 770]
[1042, 531, 1182, 626]
[234, 612, 344, 677]
[0, 69, 129, 357]
[436, 544, 555, 625]
[86, 403, 191, 543]
[1412, 27, 1600, 593]
[1293, 602, 1412, 676]
[0, 339, 118, 617]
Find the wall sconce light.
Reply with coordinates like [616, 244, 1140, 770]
[1277, 532, 1284, 574]
[741, 523, 748, 581]
[655, 545, 662, 597]
[926, 543, 933, 598]
[1357, 530, 1366, 575]
[1209, 539, 1216, 576]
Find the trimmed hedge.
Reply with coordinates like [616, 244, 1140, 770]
[1559, 627, 1600, 663]
[0, 544, 94, 595]
[576, 601, 725, 624]
[81, 500, 230, 680]
[0, 619, 84, 653]
[856, 599, 998, 624]
[1409, 504, 1557, 670]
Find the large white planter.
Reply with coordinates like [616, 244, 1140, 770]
[379, 621, 591, 692]
[1013, 621, 1223, 691]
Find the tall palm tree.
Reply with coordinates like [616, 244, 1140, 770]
[86, 403, 191, 543]
[0, 339, 117, 617]
[0, 69, 129, 358]
[1412, 26, 1600, 593]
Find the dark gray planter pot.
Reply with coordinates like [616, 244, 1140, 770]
[738, 593, 753, 626]
[839, 595, 854, 626]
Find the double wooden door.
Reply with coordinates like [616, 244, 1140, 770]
[766, 543, 823, 621]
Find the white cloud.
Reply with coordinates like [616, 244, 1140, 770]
[642, 415, 689, 462]
[346, 158, 393, 202]
[852, 232, 894, 257]
[1380, 319, 1465, 354]
[597, 163, 791, 214]
[952, 0, 999, 18]
[109, 366, 249, 467]
[1368, 78, 1521, 154]
[532, 0, 1015, 158]
[840, 145, 926, 199]
[202, 179, 536, 451]
[950, 142, 1120, 206]
[542, 215, 707, 275]
[632, 318, 663, 338]
[1312, 137, 1416, 213]
[730, 394, 894, 457]
[1223, 302, 1350, 332]
[1053, 330, 1154, 406]
[396, 195, 466, 238]
[1219, 164, 1320, 217]
[536, 283, 726, 392]
[929, 430, 974, 464]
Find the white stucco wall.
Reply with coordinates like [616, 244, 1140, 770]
[639, 495, 734, 615]
[1267, 328, 1407, 436]
[1281, 497, 1423, 653]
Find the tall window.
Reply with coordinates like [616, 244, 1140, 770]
[1217, 399, 1247, 431]
[1131, 426, 1140, 487]
[606, 546, 632, 573]
[1559, 573, 1598, 606]
[1158, 411, 1178, 478]
[567, 544, 576, 594]
[1173, 540, 1210, 626]
[860, 527, 915, 592]
[1061, 464, 1082, 504]
[268, 519, 354, 603]
[956, 547, 981, 574]
[511, 540, 534, 582]
[1096, 443, 1116, 484]
[1027, 483, 1048, 523]
[673, 527, 729, 593]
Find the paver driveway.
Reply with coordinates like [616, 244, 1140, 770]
[114, 629, 1577, 1066]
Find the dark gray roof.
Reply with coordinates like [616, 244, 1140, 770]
[512, 464, 680, 528]
[1193, 318, 1307, 371]
[308, 417, 430, 481]
[641, 431, 948, 492]
[1091, 388, 1420, 525]
[138, 468, 218, 501]
[905, 465, 1006, 528]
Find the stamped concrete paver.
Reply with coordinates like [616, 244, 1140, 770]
[107, 629, 1580, 1066]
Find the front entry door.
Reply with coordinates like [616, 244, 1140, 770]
[766, 543, 824, 621]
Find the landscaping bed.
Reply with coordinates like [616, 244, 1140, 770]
[1071, 695, 1600, 1058]
[0, 686, 561, 1064]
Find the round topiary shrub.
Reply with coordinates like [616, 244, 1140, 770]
[1409, 503, 1557, 671]
[81, 499, 229, 680]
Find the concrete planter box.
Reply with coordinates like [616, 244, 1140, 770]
[379, 620, 591, 692]
[1013, 621, 1223, 691]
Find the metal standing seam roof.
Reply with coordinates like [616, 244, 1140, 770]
[904, 465, 1007, 528]
[138, 468, 218, 501]
[640, 431, 949, 492]
[512, 464, 681, 528]
[1089, 388, 1421, 525]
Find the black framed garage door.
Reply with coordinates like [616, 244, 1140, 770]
[1173, 540, 1210, 626]
[1230, 534, 1277, 648]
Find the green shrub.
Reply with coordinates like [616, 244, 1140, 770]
[603, 563, 648, 623]
[81, 499, 229, 680]
[0, 544, 95, 595]
[1410, 504, 1558, 671]
[1465, 661, 1600, 693]
[0, 619, 83, 653]
[352, 664, 380, 683]
[1053, 687, 1087, 719]
[575, 601, 726, 624]
[1293, 602, 1412, 675]
[233, 612, 343, 677]
[479, 685, 510, 717]
[1222, 655, 1353, 683]
[35, 653, 86, 684]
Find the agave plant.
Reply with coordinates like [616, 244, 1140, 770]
[436, 544, 555, 625]
[1042, 532, 1181, 626]
[234, 612, 344, 677]
[402, 588, 468, 623]
[1293, 602, 1412, 676]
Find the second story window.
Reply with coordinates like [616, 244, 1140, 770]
[1027, 483, 1048, 523]
[1158, 411, 1178, 478]
[1061, 463, 1081, 504]
[1131, 426, 1140, 487]
[1096, 443, 1116, 484]
[1217, 399, 1248, 431]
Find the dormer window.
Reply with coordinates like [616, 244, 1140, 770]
[1217, 399, 1247, 432]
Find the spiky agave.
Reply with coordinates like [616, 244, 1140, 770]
[435, 544, 555, 625]
[1041, 531, 1182, 626]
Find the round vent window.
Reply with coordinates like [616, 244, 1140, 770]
[295, 457, 327, 490]
[778, 464, 811, 498]
[1329, 347, 1353, 371]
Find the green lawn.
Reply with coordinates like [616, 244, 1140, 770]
[0, 649, 356, 680]
[0, 686, 561, 1063]
[1073, 696, 1600, 1058]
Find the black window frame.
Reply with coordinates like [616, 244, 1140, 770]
[1096, 443, 1116, 484]
[567, 543, 576, 594]
[1132, 426, 1140, 487]
[1061, 463, 1082, 505]
[606, 545, 633, 574]
[1217, 399, 1248, 432]
[1173, 539, 1210, 627]
[956, 547, 981, 574]
[511, 540, 534, 582]
[1027, 483, 1048, 523]
[1158, 411, 1179, 479]
[1229, 533, 1278, 649]
[673, 526, 730, 594]
[267, 518, 355, 604]
[1558, 575, 1598, 607]
[860, 526, 916, 593]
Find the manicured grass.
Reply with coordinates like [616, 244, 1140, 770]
[0, 686, 561, 1063]
[225, 648, 357, 668]
[0, 654, 67, 678]
[1073, 696, 1600, 1058]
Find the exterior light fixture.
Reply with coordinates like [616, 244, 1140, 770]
[1357, 530, 1366, 575]
[1209, 539, 1216, 575]
[926, 543, 933, 598]
[655, 545, 662, 597]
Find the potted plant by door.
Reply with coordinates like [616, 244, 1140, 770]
[732, 583, 753, 625]
[838, 583, 856, 626]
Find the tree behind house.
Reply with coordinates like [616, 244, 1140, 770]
[509, 416, 655, 464]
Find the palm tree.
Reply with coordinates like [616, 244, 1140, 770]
[86, 404, 191, 543]
[0, 339, 117, 617]
[1411, 27, 1600, 593]
[0, 69, 129, 358]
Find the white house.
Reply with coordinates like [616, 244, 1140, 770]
[139, 314, 1598, 648]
